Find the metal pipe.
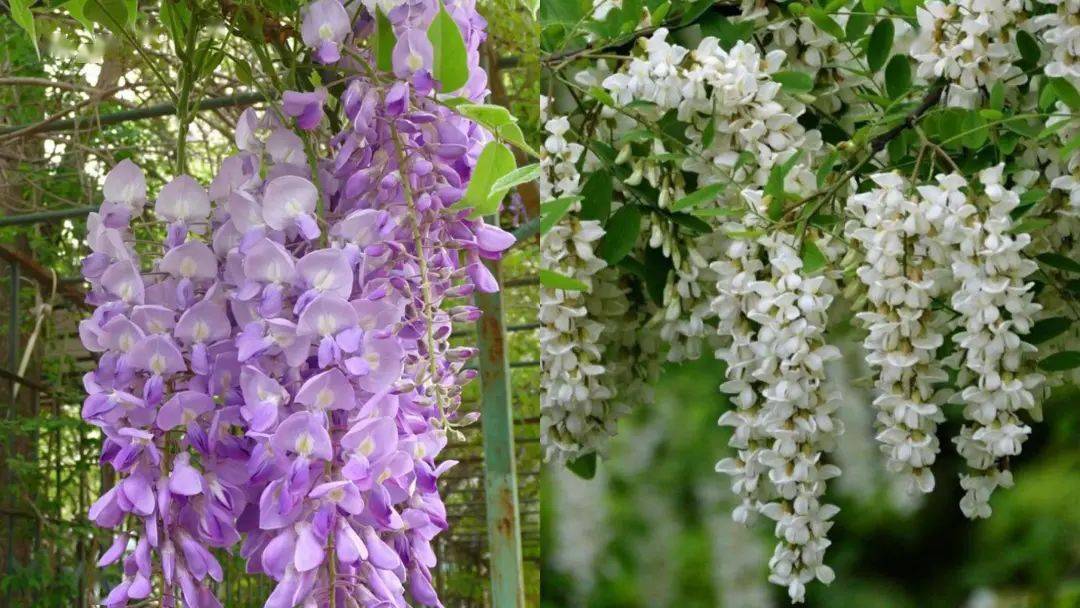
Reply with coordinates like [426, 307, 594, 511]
[0, 92, 272, 136]
[473, 232, 526, 607]
[0, 206, 97, 228]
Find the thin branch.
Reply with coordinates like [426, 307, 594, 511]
[869, 82, 945, 153]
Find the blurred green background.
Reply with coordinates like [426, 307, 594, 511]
[541, 333, 1080, 608]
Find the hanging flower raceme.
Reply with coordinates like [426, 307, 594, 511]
[844, 172, 950, 494]
[82, 160, 250, 608]
[83, 0, 513, 606]
[925, 166, 1045, 518]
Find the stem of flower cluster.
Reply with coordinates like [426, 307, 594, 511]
[388, 123, 448, 425]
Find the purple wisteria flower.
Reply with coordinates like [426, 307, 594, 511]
[283, 88, 328, 131]
[301, 0, 352, 64]
[83, 1, 514, 606]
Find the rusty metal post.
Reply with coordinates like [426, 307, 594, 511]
[474, 238, 526, 607]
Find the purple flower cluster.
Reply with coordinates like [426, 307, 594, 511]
[80, 0, 515, 606]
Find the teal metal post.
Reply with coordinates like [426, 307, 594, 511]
[474, 249, 526, 607]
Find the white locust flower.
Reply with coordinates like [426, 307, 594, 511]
[911, 0, 1029, 108]
[920, 165, 1045, 518]
[845, 172, 950, 494]
[712, 214, 772, 524]
[724, 190, 843, 604]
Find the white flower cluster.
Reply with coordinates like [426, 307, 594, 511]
[539, 97, 620, 462]
[597, 30, 822, 362]
[540, 95, 585, 201]
[1033, 0, 1080, 80]
[926, 166, 1045, 518]
[911, 0, 1029, 107]
[714, 194, 844, 604]
[712, 215, 772, 524]
[845, 172, 950, 494]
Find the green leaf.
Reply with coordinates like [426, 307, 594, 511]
[884, 55, 911, 99]
[701, 115, 716, 148]
[1060, 134, 1080, 161]
[597, 205, 642, 264]
[85, 0, 129, 33]
[540, 269, 590, 292]
[10, 0, 38, 57]
[496, 122, 538, 157]
[1037, 253, 1080, 274]
[668, 212, 711, 234]
[765, 151, 803, 219]
[1050, 77, 1080, 111]
[642, 246, 672, 304]
[807, 6, 846, 40]
[489, 163, 539, 194]
[773, 70, 814, 93]
[459, 142, 515, 216]
[845, 9, 872, 40]
[580, 171, 613, 222]
[566, 452, 597, 479]
[1028, 317, 1071, 344]
[62, 0, 96, 31]
[232, 57, 254, 85]
[697, 13, 755, 50]
[801, 240, 827, 273]
[456, 104, 515, 130]
[1015, 30, 1040, 68]
[866, 19, 894, 72]
[1038, 350, 1080, 372]
[1010, 217, 1052, 234]
[989, 81, 1005, 111]
[427, 0, 469, 92]
[376, 8, 397, 72]
[540, 196, 581, 234]
[588, 86, 615, 107]
[670, 183, 726, 212]
[816, 149, 840, 188]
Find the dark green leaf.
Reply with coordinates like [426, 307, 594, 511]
[1037, 253, 1080, 274]
[1038, 351, 1080, 372]
[643, 245, 672, 305]
[1016, 30, 1040, 68]
[701, 115, 716, 148]
[376, 8, 396, 72]
[566, 452, 597, 479]
[867, 19, 894, 72]
[670, 183, 726, 212]
[884, 55, 911, 99]
[1028, 317, 1071, 344]
[845, 9, 872, 40]
[580, 171, 613, 222]
[597, 205, 642, 264]
[667, 212, 711, 234]
[427, 0, 469, 92]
